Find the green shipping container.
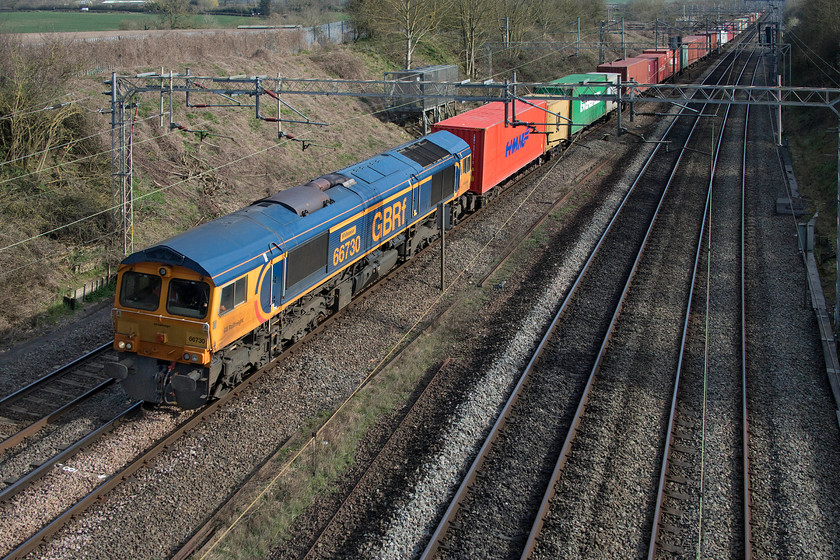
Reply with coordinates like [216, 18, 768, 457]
[680, 44, 689, 70]
[535, 74, 610, 135]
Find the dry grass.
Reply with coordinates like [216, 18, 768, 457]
[0, 24, 661, 341]
[0, 30, 411, 342]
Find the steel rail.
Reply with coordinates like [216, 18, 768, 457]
[170, 107, 617, 560]
[4, 154, 536, 557]
[477, 158, 613, 288]
[295, 359, 453, 560]
[0, 378, 115, 454]
[0, 342, 116, 455]
[520, 70, 720, 560]
[420, 41, 728, 558]
[740, 49, 756, 560]
[646, 46, 756, 559]
[0, 341, 111, 410]
[521, 40, 758, 559]
[0, 401, 141, 505]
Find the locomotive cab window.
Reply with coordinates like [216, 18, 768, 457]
[120, 271, 162, 311]
[219, 277, 247, 316]
[462, 155, 471, 174]
[167, 279, 210, 319]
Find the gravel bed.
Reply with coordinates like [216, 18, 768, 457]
[744, 58, 840, 558]
[0, 404, 191, 556]
[0, 301, 113, 397]
[344, 123, 672, 559]
[4, 118, 636, 558]
[423, 112, 694, 558]
[268, 117, 667, 560]
[529, 88, 724, 558]
[0, 384, 130, 493]
[4, 49, 839, 560]
[657, 58, 758, 559]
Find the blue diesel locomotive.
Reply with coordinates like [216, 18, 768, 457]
[107, 131, 471, 408]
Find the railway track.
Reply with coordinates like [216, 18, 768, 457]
[178, 148, 611, 559]
[0, 343, 141, 503]
[1, 258, 423, 559]
[647, 47, 759, 560]
[3, 21, 788, 560]
[0, 115, 599, 559]
[419, 34, 758, 560]
[0, 342, 115, 449]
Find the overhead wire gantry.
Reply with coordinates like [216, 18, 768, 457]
[106, 42, 840, 321]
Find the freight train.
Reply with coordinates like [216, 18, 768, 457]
[106, 18, 757, 408]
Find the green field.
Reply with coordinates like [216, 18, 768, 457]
[0, 11, 260, 33]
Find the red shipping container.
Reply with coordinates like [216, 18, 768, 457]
[706, 32, 718, 50]
[683, 35, 707, 62]
[597, 57, 651, 93]
[642, 56, 658, 84]
[431, 101, 547, 195]
[638, 52, 667, 83]
[643, 48, 679, 77]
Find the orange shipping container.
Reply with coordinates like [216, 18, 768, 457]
[431, 101, 548, 195]
[638, 52, 668, 82]
[682, 36, 706, 64]
[596, 57, 651, 93]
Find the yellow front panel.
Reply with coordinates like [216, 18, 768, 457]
[113, 262, 213, 365]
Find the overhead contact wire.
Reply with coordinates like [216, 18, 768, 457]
[0, 140, 289, 255]
[0, 92, 98, 122]
[0, 91, 424, 263]
[0, 112, 161, 171]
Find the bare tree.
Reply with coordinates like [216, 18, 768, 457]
[148, 0, 193, 29]
[0, 36, 82, 175]
[451, 0, 492, 78]
[494, 0, 530, 45]
[797, 0, 840, 67]
[352, 0, 446, 69]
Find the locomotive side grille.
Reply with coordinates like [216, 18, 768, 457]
[398, 139, 449, 167]
[286, 232, 329, 288]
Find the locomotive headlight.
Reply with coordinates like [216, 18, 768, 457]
[118, 341, 126, 350]
[184, 353, 191, 361]
[191, 354, 199, 362]
[126, 342, 133, 350]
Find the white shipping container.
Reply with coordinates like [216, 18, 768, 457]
[586, 72, 621, 113]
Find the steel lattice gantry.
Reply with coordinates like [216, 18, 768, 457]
[107, 71, 840, 257]
[109, 72, 840, 108]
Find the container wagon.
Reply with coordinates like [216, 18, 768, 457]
[596, 58, 651, 93]
[534, 74, 613, 135]
[431, 101, 548, 195]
